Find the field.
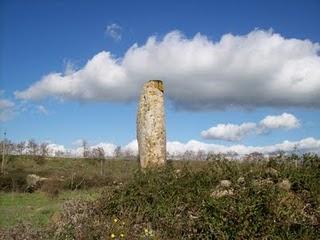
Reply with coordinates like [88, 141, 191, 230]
[1, 154, 320, 239]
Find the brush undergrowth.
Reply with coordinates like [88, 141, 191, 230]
[1, 155, 320, 239]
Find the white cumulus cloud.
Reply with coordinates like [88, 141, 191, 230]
[201, 123, 257, 141]
[47, 143, 66, 156]
[90, 142, 117, 157]
[106, 23, 122, 41]
[0, 98, 16, 122]
[260, 112, 300, 129]
[15, 29, 320, 110]
[122, 139, 138, 155]
[201, 113, 300, 141]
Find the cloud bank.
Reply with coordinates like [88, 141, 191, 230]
[46, 137, 320, 157]
[201, 113, 300, 141]
[47, 142, 117, 157]
[165, 138, 320, 156]
[123, 138, 320, 156]
[15, 29, 320, 110]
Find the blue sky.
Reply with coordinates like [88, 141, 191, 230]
[1, 0, 320, 155]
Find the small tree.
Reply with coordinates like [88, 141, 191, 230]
[39, 142, 49, 157]
[27, 139, 38, 156]
[92, 147, 105, 176]
[16, 141, 26, 155]
[55, 150, 65, 157]
[6, 140, 15, 155]
[1, 140, 6, 174]
[226, 151, 239, 160]
[114, 146, 121, 159]
[81, 140, 89, 158]
[1, 131, 8, 174]
[183, 150, 196, 161]
[206, 152, 227, 161]
[196, 150, 207, 161]
[245, 152, 264, 162]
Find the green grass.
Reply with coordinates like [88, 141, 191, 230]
[4, 155, 139, 179]
[0, 189, 100, 228]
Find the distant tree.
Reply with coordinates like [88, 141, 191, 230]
[92, 147, 105, 176]
[245, 152, 264, 162]
[4, 140, 15, 155]
[1, 137, 6, 174]
[166, 151, 172, 160]
[183, 150, 196, 161]
[16, 141, 26, 155]
[226, 151, 239, 160]
[64, 150, 73, 157]
[81, 140, 89, 158]
[1, 131, 11, 174]
[27, 139, 38, 156]
[55, 150, 65, 157]
[196, 150, 207, 161]
[206, 152, 227, 161]
[114, 146, 121, 159]
[39, 142, 49, 157]
[122, 149, 136, 160]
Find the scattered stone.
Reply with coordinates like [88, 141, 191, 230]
[253, 178, 273, 187]
[302, 203, 318, 225]
[219, 180, 232, 188]
[211, 189, 234, 198]
[137, 80, 166, 169]
[237, 177, 245, 185]
[26, 174, 48, 189]
[211, 180, 234, 198]
[266, 167, 279, 178]
[278, 179, 291, 191]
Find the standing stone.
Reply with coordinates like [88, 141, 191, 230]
[137, 80, 166, 168]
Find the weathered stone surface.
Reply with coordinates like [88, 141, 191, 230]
[237, 176, 245, 185]
[211, 179, 234, 198]
[137, 80, 166, 168]
[26, 174, 48, 189]
[278, 179, 291, 191]
[219, 180, 232, 188]
[265, 167, 279, 178]
[253, 178, 274, 187]
[211, 189, 234, 198]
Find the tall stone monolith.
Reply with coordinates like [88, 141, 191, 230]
[137, 80, 166, 169]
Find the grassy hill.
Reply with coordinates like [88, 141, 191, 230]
[1, 154, 320, 239]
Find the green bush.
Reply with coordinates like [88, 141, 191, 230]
[2, 154, 320, 239]
[51, 157, 320, 239]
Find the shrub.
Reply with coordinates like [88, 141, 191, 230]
[0, 171, 28, 192]
[0, 223, 50, 240]
[3, 154, 320, 239]
[50, 160, 320, 239]
[41, 179, 62, 198]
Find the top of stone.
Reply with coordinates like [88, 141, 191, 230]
[145, 80, 164, 92]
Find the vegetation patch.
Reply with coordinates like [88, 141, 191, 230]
[1, 155, 320, 239]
